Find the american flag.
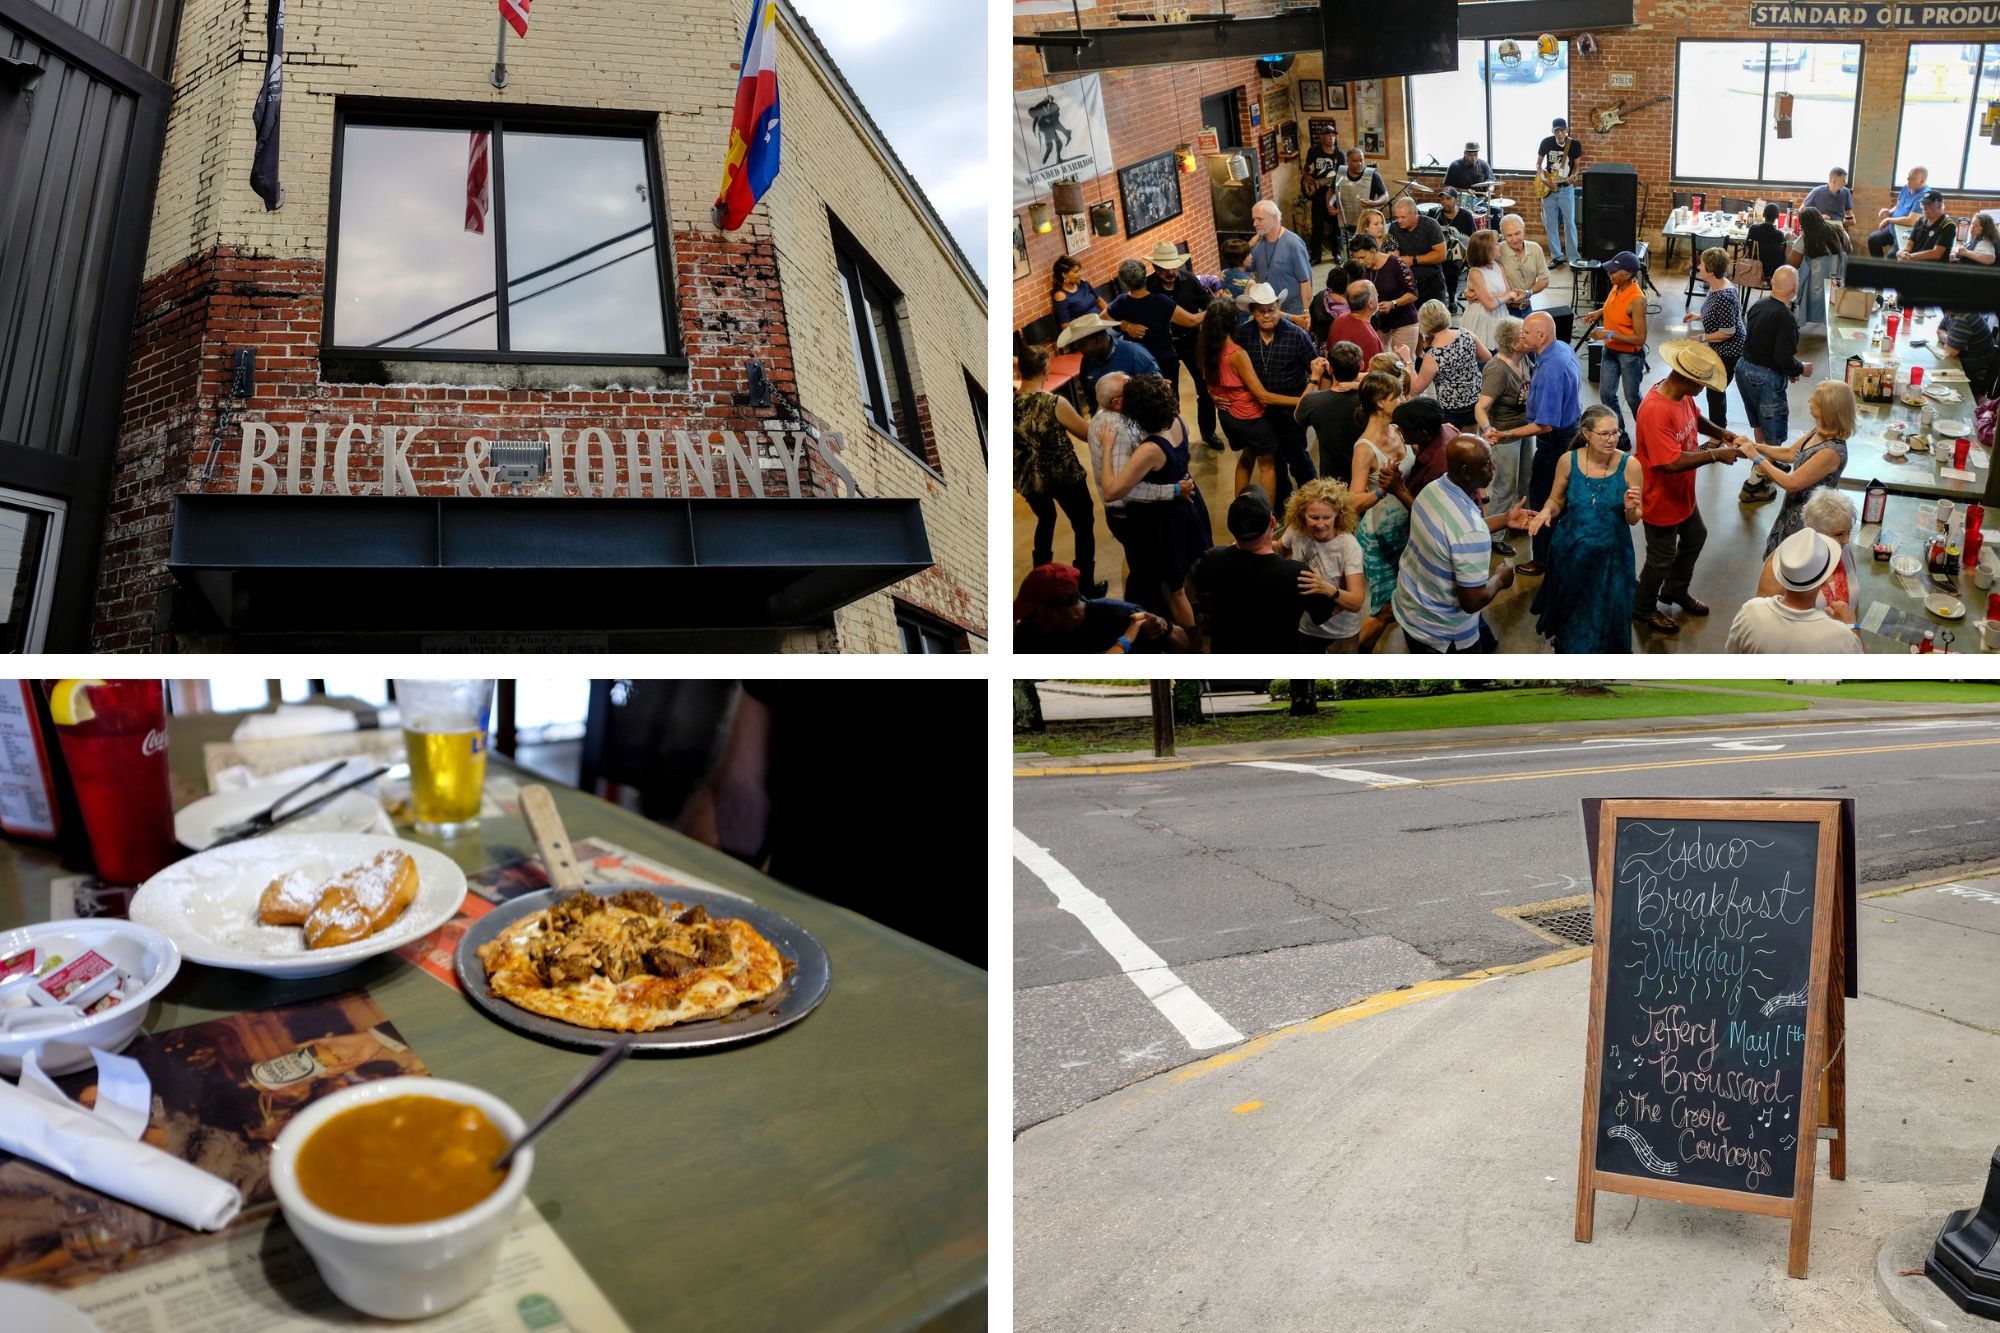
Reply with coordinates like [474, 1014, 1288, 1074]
[466, 130, 490, 233]
[500, 0, 529, 38]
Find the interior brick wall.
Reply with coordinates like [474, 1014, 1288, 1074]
[1013, 0, 1999, 298]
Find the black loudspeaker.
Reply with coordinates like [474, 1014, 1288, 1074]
[1546, 304, 1573, 347]
[1211, 182, 1255, 234]
[1581, 164, 1638, 262]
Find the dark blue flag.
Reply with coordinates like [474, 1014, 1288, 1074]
[250, 0, 283, 210]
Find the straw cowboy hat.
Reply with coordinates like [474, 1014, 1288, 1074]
[1658, 339, 1730, 393]
[1148, 241, 1190, 268]
[1055, 311, 1120, 350]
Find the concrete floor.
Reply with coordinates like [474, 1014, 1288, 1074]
[1013, 263, 1845, 654]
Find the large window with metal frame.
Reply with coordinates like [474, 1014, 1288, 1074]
[833, 221, 924, 457]
[324, 108, 678, 363]
[895, 600, 967, 653]
[1894, 43, 2000, 193]
[1671, 41, 1861, 187]
[964, 370, 987, 463]
[1406, 39, 1569, 176]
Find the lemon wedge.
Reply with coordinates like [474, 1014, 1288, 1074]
[48, 679, 106, 727]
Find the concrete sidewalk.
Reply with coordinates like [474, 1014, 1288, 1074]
[1016, 688, 2000, 773]
[1014, 874, 2000, 1332]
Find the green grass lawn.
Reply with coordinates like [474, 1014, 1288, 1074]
[1016, 686, 1808, 757]
[1676, 680, 2000, 704]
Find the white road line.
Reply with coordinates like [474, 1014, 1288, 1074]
[1232, 760, 1418, 786]
[1411, 897, 1449, 907]
[1214, 925, 1257, 935]
[1012, 829, 1244, 1051]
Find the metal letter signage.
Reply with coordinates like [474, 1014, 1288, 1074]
[228, 420, 866, 499]
[1748, 2, 2000, 27]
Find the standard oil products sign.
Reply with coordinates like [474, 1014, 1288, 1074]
[1749, 2, 2000, 26]
[1576, 800, 1848, 1279]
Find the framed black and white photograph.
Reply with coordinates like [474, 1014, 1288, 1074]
[1278, 120, 1299, 159]
[1012, 214, 1030, 279]
[1328, 82, 1349, 112]
[1060, 211, 1090, 256]
[1298, 79, 1323, 113]
[1363, 128, 1384, 156]
[1117, 152, 1183, 238]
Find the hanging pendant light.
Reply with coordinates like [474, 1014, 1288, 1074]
[1774, 90, 1794, 140]
[1175, 142, 1199, 174]
[1052, 179, 1085, 215]
[1029, 201, 1053, 234]
[1090, 200, 1119, 235]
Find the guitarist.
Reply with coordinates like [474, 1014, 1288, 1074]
[1535, 116, 1583, 269]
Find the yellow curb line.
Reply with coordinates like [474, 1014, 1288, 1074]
[1399, 737, 2000, 789]
[1014, 760, 1194, 777]
[1171, 945, 1594, 1088]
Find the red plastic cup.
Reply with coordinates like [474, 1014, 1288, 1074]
[1989, 592, 2000, 622]
[1910, 365, 1924, 388]
[1956, 436, 1972, 470]
[48, 681, 178, 887]
[1886, 313, 1901, 343]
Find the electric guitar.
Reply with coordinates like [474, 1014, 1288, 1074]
[1535, 151, 1577, 200]
[1590, 93, 1672, 134]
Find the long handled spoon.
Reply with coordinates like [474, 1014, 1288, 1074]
[493, 1038, 633, 1174]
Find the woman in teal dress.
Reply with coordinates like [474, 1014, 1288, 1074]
[1528, 406, 1643, 653]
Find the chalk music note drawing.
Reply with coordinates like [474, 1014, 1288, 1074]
[1608, 1125, 1680, 1177]
[1760, 985, 1805, 1017]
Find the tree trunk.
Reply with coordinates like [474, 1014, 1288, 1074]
[1014, 680, 1045, 733]
[1172, 680, 1206, 726]
[1560, 680, 1614, 697]
[1289, 678, 1318, 716]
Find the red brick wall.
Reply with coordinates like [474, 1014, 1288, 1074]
[90, 231, 842, 652]
[1014, 0, 1999, 294]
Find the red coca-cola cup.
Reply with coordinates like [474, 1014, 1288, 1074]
[1910, 365, 1924, 388]
[1885, 312, 1901, 343]
[1955, 436, 1972, 470]
[47, 680, 179, 887]
[1989, 591, 2000, 622]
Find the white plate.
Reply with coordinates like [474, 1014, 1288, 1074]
[1934, 418, 1972, 438]
[129, 833, 466, 979]
[176, 781, 389, 851]
[0, 1283, 100, 1332]
[0, 920, 180, 1077]
[1925, 592, 1967, 619]
[1891, 553, 1922, 577]
[1925, 385, 1964, 403]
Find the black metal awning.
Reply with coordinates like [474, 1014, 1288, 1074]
[167, 494, 932, 633]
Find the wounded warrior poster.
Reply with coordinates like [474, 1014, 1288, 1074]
[1014, 75, 1114, 207]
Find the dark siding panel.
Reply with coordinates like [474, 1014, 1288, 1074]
[26, 0, 174, 76]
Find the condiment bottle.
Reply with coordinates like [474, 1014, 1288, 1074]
[1918, 630, 1935, 653]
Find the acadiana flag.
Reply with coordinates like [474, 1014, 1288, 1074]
[500, 0, 530, 38]
[713, 0, 781, 231]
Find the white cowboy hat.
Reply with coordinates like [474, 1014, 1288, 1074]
[1237, 281, 1281, 310]
[1055, 311, 1121, 350]
[1774, 528, 1840, 594]
[1148, 241, 1190, 269]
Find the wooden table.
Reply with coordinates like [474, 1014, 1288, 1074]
[1826, 308, 1990, 501]
[1855, 492, 1996, 653]
[1, 709, 987, 1330]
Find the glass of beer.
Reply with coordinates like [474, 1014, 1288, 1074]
[394, 680, 494, 838]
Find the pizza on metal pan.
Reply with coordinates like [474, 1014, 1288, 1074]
[476, 890, 784, 1032]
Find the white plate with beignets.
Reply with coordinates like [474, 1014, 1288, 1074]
[130, 833, 467, 978]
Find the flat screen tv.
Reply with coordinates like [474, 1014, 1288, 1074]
[1319, 0, 1458, 81]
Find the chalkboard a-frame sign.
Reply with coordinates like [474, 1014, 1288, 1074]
[1575, 800, 1848, 1280]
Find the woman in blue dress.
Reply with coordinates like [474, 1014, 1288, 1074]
[1527, 405, 1643, 653]
[1051, 255, 1106, 330]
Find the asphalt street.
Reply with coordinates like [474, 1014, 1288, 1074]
[1012, 713, 2000, 1131]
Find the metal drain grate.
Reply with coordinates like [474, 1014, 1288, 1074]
[1519, 905, 1595, 947]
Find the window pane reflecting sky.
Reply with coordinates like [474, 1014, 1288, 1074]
[332, 125, 497, 350]
[503, 132, 666, 355]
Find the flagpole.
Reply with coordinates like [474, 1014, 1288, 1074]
[491, 13, 508, 89]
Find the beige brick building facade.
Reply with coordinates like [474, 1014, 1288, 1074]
[100, 0, 986, 653]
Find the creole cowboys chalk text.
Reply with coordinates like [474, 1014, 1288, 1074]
[229, 421, 865, 499]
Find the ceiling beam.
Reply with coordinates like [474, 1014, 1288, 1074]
[1028, 0, 1635, 77]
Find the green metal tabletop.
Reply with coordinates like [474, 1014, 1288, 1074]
[0, 710, 987, 1330]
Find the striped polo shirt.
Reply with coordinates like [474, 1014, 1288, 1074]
[1393, 474, 1492, 651]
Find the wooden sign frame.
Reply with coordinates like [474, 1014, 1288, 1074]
[1575, 799, 1847, 1279]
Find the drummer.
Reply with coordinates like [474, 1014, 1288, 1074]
[1443, 141, 1493, 193]
[1436, 188, 1477, 311]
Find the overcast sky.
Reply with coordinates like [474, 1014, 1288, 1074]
[790, 0, 988, 285]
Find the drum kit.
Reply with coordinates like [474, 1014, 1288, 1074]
[1399, 177, 1514, 231]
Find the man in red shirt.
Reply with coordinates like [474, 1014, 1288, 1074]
[1328, 279, 1386, 361]
[1631, 341, 1748, 635]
